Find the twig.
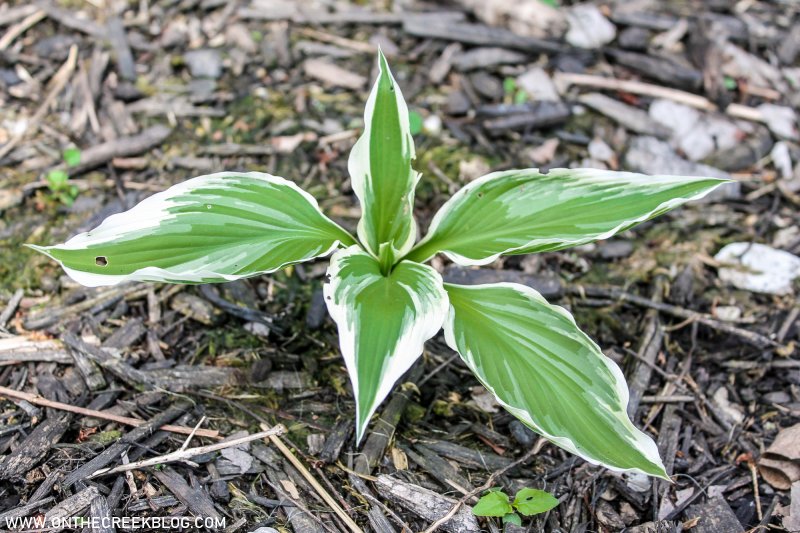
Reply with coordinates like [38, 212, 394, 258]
[0, 44, 78, 160]
[180, 415, 207, 451]
[88, 426, 286, 478]
[0, 289, 24, 329]
[554, 72, 764, 123]
[421, 438, 546, 533]
[0, 385, 220, 439]
[0, 9, 46, 51]
[262, 424, 364, 533]
[569, 285, 777, 349]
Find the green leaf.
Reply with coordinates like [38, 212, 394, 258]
[324, 247, 448, 442]
[29, 172, 356, 286]
[407, 168, 727, 265]
[444, 282, 668, 479]
[63, 147, 81, 167]
[46, 169, 69, 190]
[349, 50, 419, 258]
[473, 490, 513, 517]
[513, 488, 558, 516]
[502, 512, 522, 526]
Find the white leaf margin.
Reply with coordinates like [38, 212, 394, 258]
[348, 50, 421, 258]
[28, 171, 349, 287]
[323, 246, 448, 442]
[443, 281, 668, 479]
[413, 168, 729, 266]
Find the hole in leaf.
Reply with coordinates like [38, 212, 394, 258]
[95, 256, 108, 266]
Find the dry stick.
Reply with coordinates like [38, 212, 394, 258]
[421, 438, 547, 533]
[261, 425, 364, 533]
[0, 44, 78, 160]
[0, 9, 46, 50]
[0, 385, 220, 439]
[570, 286, 777, 349]
[88, 426, 286, 478]
[554, 72, 765, 122]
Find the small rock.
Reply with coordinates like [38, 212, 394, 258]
[650, 99, 741, 161]
[446, 90, 471, 115]
[713, 306, 742, 322]
[423, 114, 442, 136]
[469, 71, 504, 100]
[712, 387, 745, 425]
[772, 141, 794, 179]
[597, 240, 634, 260]
[566, 4, 616, 49]
[758, 104, 799, 140]
[517, 67, 560, 102]
[581, 93, 671, 137]
[184, 49, 223, 79]
[508, 420, 537, 447]
[618, 27, 651, 51]
[763, 391, 791, 404]
[715, 242, 800, 295]
[588, 138, 615, 163]
[625, 136, 741, 202]
[244, 322, 270, 338]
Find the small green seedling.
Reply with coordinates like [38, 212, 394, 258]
[45, 148, 81, 206]
[473, 488, 559, 527]
[29, 52, 727, 477]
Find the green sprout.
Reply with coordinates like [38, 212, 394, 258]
[473, 487, 559, 528]
[45, 148, 82, 206]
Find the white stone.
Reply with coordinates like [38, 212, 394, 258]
[715, 242, 800, 295]
[566, 4, 616, 49]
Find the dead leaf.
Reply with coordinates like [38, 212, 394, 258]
[391, 447, 408, 471]
[759, 423, 800, 490]
[469, 386, 499, 413]
[280, 479, 300, 500]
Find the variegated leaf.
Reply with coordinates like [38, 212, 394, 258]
[29, 172, 356, 286]
[349, 50, 419, 259]
[444, 282, 668, 479]
[407, 168, 727, 265]
[324, 246, 448, 442]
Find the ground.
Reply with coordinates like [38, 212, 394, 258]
[1, 1, 799, 532]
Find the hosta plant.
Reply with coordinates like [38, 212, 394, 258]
[30, 51, 727, 479]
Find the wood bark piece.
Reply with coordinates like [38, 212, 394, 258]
[403, 18, 564, 55]
[627, 278, 665, 418]
[62, 402, 191, 486]
[43, 486, 100, 531]
[0, 288, 23, 328]
[0, 336, 72, 364]
[153, 467, 221, 520]
[89, 495, 115, 533]
[684, 497, 744, 533]
[0, 414, 69, 480]
[65, 125, 172, 177]
[374, 475, 480, 533]
[354, 366, 423, 475]
[607, 49, 703, 91]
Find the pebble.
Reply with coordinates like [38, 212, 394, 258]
[184, 49, 223, 79]
[618, 27, 651, 51]
[566, 4, 617, 49]
[508, 420, 537, 447]
[715, 242, 800, 295]
[468, 71, 503, 100]
[516, 67, 561, 102]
